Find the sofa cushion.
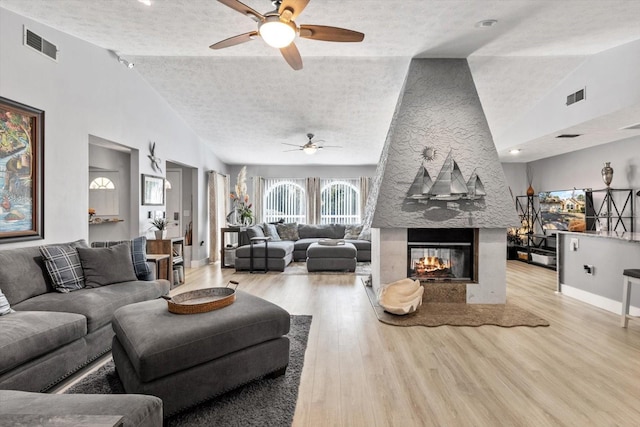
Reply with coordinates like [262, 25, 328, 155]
[0, 311, 86, 375]
[345, 239, 371, 252]
[91, 237, 151, 280]
[39, 244, 86, 293]
[77, 244, 138, 288]
[344, 224, 364, 239]
[12, 281, 169, 333]
[236, 241, 294, 259]
[298, 224, 345, 239]
[276, 223, 299, 241]
[262, 223, 281, 241]
[0, 390, 163, 427]
[245, 225, 265, 239]
[0, 289, 13, 315]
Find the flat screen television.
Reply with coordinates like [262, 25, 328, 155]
[538, 189, 588, 233]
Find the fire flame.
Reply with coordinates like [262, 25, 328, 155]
[414, 256, 450, 275]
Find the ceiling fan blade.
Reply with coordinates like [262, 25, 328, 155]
[209, 31, 258, 50]
[284, 148, 303, 152]
[299, 25, 364, 42]
[280, 42, 303, 70]
[320, 145, 341, 148]
[282, 143, 302, 147]
[279, 0, 310, 21]
[217, 0, 264, 21]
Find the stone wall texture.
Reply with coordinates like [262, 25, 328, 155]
[369, 59, 519, 229]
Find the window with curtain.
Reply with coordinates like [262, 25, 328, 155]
[263, 178, 307, 224]
[319, 178, 361, 224]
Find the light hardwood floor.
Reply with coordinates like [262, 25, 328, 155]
[177, 260, 640, 427]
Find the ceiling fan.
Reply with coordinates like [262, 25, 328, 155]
[283, 133, 341, 155]
[209, 0, 365, 70]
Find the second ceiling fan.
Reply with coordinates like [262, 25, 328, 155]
[209, 0, 365, 70]
[283, 133, 341, 155]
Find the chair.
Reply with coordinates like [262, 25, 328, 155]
[621, 269, 640, 327]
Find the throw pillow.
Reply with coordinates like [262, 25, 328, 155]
[39, 241, 89, 293]
[0, 288, 14, 315]
[276, 223, 299, 241]
[358, 225, 371, 241]
[246, 225, 265, 240]
[91, 237, 151, 280]
[262, 223, 281, 241]
[77, 244, 138, 288]
[344, 224, 364, 239]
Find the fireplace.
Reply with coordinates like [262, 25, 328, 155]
[407, 228, 477, 282]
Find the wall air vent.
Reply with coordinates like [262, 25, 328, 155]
[556, 134, 582, 138]
[23, 27, 58, 61]
[566, 88, 585, 106]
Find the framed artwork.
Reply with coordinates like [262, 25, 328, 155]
[141, 174, 165, 206]
[0, 97, 44, 243]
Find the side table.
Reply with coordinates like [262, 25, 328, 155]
[250, 236, 271, 274]
[146, 254, 171, 281]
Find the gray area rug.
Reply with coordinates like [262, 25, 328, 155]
[65, 315, 312, 426]
[364, 282, 549, 327]
[281, 261, 371, 276]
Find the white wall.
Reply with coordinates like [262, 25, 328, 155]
[0, 8, 226, 262]
[228, 165, 377, 181]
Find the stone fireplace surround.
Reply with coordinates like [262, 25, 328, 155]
[363, 59, 519, 304]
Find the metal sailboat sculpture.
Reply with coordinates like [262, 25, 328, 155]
[466, 168, 486, 200]
[406, 150, 485, 201]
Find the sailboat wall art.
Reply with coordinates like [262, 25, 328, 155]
[406, 150, 485, 202]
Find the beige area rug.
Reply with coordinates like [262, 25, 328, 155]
[363, 281, 549, 328]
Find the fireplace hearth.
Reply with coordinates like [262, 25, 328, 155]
[407, 228, 477, 282]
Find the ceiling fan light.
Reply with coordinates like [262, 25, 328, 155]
[303, 145, 318, 155]
[259, 18, 296, 48]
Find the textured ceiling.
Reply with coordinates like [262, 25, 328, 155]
[2, 0, 640, 165]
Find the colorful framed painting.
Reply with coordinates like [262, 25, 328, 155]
[0, 97, 44, 242]
[141, 174, 165, 206]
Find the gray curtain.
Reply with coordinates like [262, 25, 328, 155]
[360, 176, 371, 222]
[305, 177, 320, 224]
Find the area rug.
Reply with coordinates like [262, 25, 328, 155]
[65, 315, 312, 426]
[364, 283, 549, 327]
[281, 261, 371, 276]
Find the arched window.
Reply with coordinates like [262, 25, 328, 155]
[320, 179, 360, 224]
[89, 177, 115, 189]
[263, 179, 306, 224]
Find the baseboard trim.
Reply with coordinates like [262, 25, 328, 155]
[560, 284, 640, 316]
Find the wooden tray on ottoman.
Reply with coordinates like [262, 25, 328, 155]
[163, 281, 238, 314]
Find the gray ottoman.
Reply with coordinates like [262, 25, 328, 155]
[111, 291, 290, 417]
[306, 242, 357, 272]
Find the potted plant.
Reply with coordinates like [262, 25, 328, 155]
[150, 217, 170, 240]
[506, 227, 522, 260]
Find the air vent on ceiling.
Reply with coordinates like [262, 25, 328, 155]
[556, 134, 582, 138]
[23, 27, 58, 61]
[566, 88, 585, 106]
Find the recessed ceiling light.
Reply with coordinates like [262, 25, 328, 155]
[138, 0, 151, 6]
[475, 19, 498, 28]
[509, 149, 521, 155]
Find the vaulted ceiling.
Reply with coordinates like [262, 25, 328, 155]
[2, 0, 640, 165]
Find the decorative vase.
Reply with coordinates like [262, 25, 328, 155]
[154, 230, 167, 240]
[242, 216, 253, 227]
[601, 162, 614, 187]
[526, 185, 535, 197]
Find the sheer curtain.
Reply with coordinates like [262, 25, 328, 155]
[252, 176, 265, 224]
[208, 171, 229, 264]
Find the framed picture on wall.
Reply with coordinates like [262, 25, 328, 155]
[142, 174, 165, 206]
[0, 96, 45, 243]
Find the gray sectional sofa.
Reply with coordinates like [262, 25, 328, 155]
[234, 223, 371, 272]
[0, 240, 169, 392]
